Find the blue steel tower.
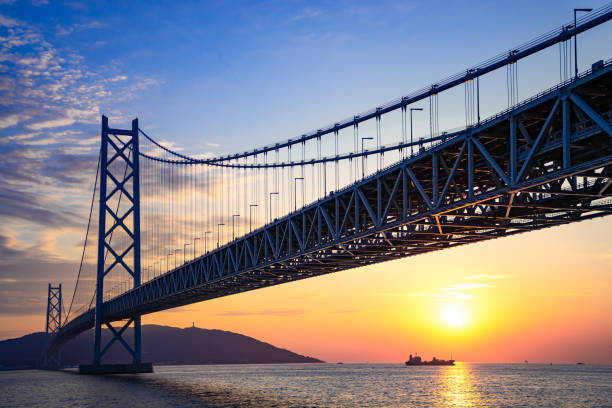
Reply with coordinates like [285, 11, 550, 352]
[79, 116, 151, 374]
[43, 283, 62, 368]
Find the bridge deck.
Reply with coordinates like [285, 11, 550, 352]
[51, 62, 612, 353]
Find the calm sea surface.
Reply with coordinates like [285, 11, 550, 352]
[1, 363, 611, 407]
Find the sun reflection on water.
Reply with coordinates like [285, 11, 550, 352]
[434, 362, 483, 407]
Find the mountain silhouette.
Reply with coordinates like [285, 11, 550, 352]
[0, 324, 323, 369]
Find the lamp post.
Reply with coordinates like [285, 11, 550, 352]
[294, 177, 304, 211]
[361, 137, 373, 178]
[574, 8, 593, 79]
[174, 249, 180, 269]
[154, 261, 159, 278]
[184, 243, 190, 264]
[249, 204, 258, 232]
[269, 192, 278, 222]
[232, 214, 240, 240]
[193, 237, 200, 259]
[410, 108, 423, 155]
[217, 224, 225, 248]
[204, 231, 211, 253]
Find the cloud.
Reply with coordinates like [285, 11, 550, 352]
[287, 8, 321, 23]
[439, 283, 492, 291]
[27, 117, 75, 130]
[0, 18, 157, 135]
[369, 292, 445, 298]
[370, 281, 494, 301]
[56, 20, 106, 36]
[215, 309, 307, 317]
[0, 13, 20, 27]
[0, 187, 80, 227]
[109, 75, 128, 82]
[463, 274, 514, 280]
[0, 114, 22, 129]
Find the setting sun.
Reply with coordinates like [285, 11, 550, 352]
[441, 303, 469, 328]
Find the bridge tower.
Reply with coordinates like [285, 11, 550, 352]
[43, 283, 62, 368]
[45, 283, 62, 335]
[79, 115, 152, 374]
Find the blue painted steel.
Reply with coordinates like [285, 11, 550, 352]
[46, 66, 612, 356]
[137, 4, 612, 164]
[45, 284, 62, 334]
[42, 9, 612, 362]
[92, 116, 142, 366]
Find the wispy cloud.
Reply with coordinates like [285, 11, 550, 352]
[439, 283, 492, 291]
[0, 11, 161, 267]
[370, 279, 499, 301]
[0, 114, 23, 129]
[56, 20, 106, 36]
[0, 13, 20, 27]
[369, 292, 446, 298]
[287, 8, 321, 23]
[216, 309, 307, 317]
[463, 274, 514, 280]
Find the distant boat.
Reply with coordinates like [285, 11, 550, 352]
[405, 354, 454, 366]
[576, 362, 585, 365]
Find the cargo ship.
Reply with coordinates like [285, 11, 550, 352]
[405, 354, 455, 366]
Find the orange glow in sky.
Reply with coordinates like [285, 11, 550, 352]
[2, 216, 610, 364]
[126, 217, 611, 364]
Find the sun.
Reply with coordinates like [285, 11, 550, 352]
[441, 303, 469, 328]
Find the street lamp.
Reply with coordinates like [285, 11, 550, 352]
[217, 224, 225, 248]
[204, 231, 212, 253]
[184, 243, 190, 264]
[167, 252, 172, 272]
[410, 108, 423, 155]
[361, 137, 373, 178]
[232, 214, 240, 240]
[269, 192, 278, 222]
[294, 177, 304, 211]
[249, 204, 258, 232]
[174, 249, 181, 269]
[574, 8, 593, 79]
[154, 261, 159, 278]
[193, 237, 200, 259]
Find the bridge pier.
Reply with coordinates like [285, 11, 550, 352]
[79, 362, 153, 375]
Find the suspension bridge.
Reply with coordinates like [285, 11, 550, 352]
[42, 6, 612, 373]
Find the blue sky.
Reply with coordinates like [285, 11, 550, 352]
[1, 0, 611, 338]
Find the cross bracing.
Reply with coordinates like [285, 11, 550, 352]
[47, 63, 612, 356]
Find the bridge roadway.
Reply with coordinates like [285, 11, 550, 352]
[50, 62, 612, 353]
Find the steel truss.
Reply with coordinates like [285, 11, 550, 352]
[49, 64, 612, 347]
[91, 116, 143, 365]
[42, 284, 62, 367]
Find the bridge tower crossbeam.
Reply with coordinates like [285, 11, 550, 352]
[79, 116, 152, 374]
[42, 283, 63, 368]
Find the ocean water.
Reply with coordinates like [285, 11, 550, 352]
[1, 363, 611, 407]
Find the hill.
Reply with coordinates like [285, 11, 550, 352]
[0, 324, 323, 369]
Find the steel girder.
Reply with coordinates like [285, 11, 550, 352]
[90, 116, 142, 365]
[49, 63, 612, 353]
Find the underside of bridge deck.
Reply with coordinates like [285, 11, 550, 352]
[48, 62, 612, 357]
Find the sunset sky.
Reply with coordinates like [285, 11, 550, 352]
[0, 0, 611, 364]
